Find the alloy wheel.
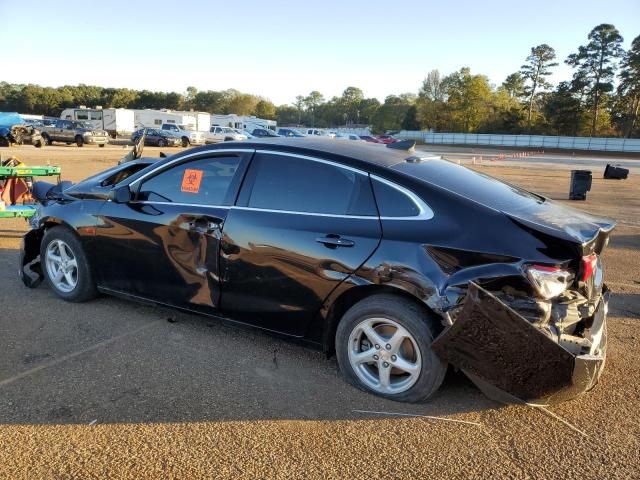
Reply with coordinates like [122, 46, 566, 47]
[45, 239, 78, 293]
[348, 317, 422, 394]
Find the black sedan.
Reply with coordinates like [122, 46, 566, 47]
[20, 139, 614, 404]
[251, 128, 280, 138]
[131, 128, 182, 147]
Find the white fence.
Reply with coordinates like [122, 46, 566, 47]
[395, 131, 640, 153]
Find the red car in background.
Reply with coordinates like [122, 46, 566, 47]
[376, 135, 399, 144]
[359, 135, 383, 143]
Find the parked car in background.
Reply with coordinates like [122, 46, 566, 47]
[252, 128, 280, 138]
[131, 128, 182, 147]
[0, 112, 44, 147]
[40, 119, 109, 147]
[21, 138, 614, 405]
[160, 124, 205, 147]
[204, 126, 247, 144]
[305, 128, 335, 138]
[335, 133, 365, 141]
[376, 135, 398, 144]
[277, 128, 306, 138]
[235, 129, 254, 139]
[360, 135, 383, 143]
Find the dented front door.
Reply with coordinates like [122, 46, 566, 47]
[91, 152, 249, 312]
[97, 202, 227, 311]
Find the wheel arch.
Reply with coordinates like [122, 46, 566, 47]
[21, 219, 83, 289]
[320, 282, 445, 354]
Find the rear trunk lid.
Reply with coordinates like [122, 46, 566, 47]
[393, 159, 616, 255]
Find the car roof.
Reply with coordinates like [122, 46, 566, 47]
[208, 138, 413, 169]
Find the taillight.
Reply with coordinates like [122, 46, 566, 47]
[525, 265, 572, 299]
[580, 254, 598, 282]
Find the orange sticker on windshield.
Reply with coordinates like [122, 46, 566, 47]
[181, 169, 203, 193]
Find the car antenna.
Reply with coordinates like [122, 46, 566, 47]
[387, 139, 416, 152]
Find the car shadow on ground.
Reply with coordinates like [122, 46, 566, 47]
[0, 248, 498, 426]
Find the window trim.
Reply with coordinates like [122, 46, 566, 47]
[255, 149, 365, 175]
[370, 175, 434, 221]
[129, 148, 254, 188]
[231, 206, 377, 220]
[129, 149, 253, 207]
[241, 150, 377, 217]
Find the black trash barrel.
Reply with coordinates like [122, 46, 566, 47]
[569, 170, 592, 200]
[604, 164, 629, 179]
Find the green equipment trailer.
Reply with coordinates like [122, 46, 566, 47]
[0, 164, 61, 219]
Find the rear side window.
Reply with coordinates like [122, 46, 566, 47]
[245, 153, 376, 216]
[138, 156, 241, 206]
[372, 178, 420, 217]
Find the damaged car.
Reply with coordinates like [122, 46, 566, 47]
[19, 139, 615, 404]
[0, 112, 44, 148]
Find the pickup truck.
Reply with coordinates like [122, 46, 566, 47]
[40, 119, 109, 147]
[160, 124, 205, 147]
[204, 126, 248, 144]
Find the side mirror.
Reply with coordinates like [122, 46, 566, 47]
[109, 185, 131, 203]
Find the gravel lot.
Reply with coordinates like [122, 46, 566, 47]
[0, 144, 639, 479]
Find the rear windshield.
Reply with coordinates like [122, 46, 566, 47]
[393, 159, 544, 212]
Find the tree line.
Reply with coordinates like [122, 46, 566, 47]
[1, 24, 638, 137]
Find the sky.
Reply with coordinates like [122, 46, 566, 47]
[2, 0, 639, 105]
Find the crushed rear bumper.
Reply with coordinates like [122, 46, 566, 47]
[432, 283, 608, 405]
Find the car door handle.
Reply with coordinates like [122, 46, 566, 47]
[315, 235, 355, 248]
[188, 219, 221, 234]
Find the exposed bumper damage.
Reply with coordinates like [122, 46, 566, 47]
[19, 229, 44, 288]
[432, 282, 608, 405]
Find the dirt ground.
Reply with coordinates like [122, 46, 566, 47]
[0, 144, 639, 479]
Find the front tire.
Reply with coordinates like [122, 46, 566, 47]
[181, 137, 189, 147]
[41, 227, 97, 302]
[157, 139, 166, 147]
[335, 294, 447, 403]
[75, 135, 84, 147]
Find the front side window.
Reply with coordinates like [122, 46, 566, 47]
[138, 156, 242, 206]
[245, 153, 376, 216]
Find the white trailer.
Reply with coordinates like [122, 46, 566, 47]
[240, 116, 277, 132]
[211, 114, 244, 130]
[132, 109, 197, 131]
[60, 107, 135, 138]
[194, 112, 211, 132]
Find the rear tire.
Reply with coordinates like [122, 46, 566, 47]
[42, 134, 51, 146]
[99, 143, 105, 148]
[41, 227, 97, 302]
[75, 135, 84, 147]
[335, 294, 447, 403]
